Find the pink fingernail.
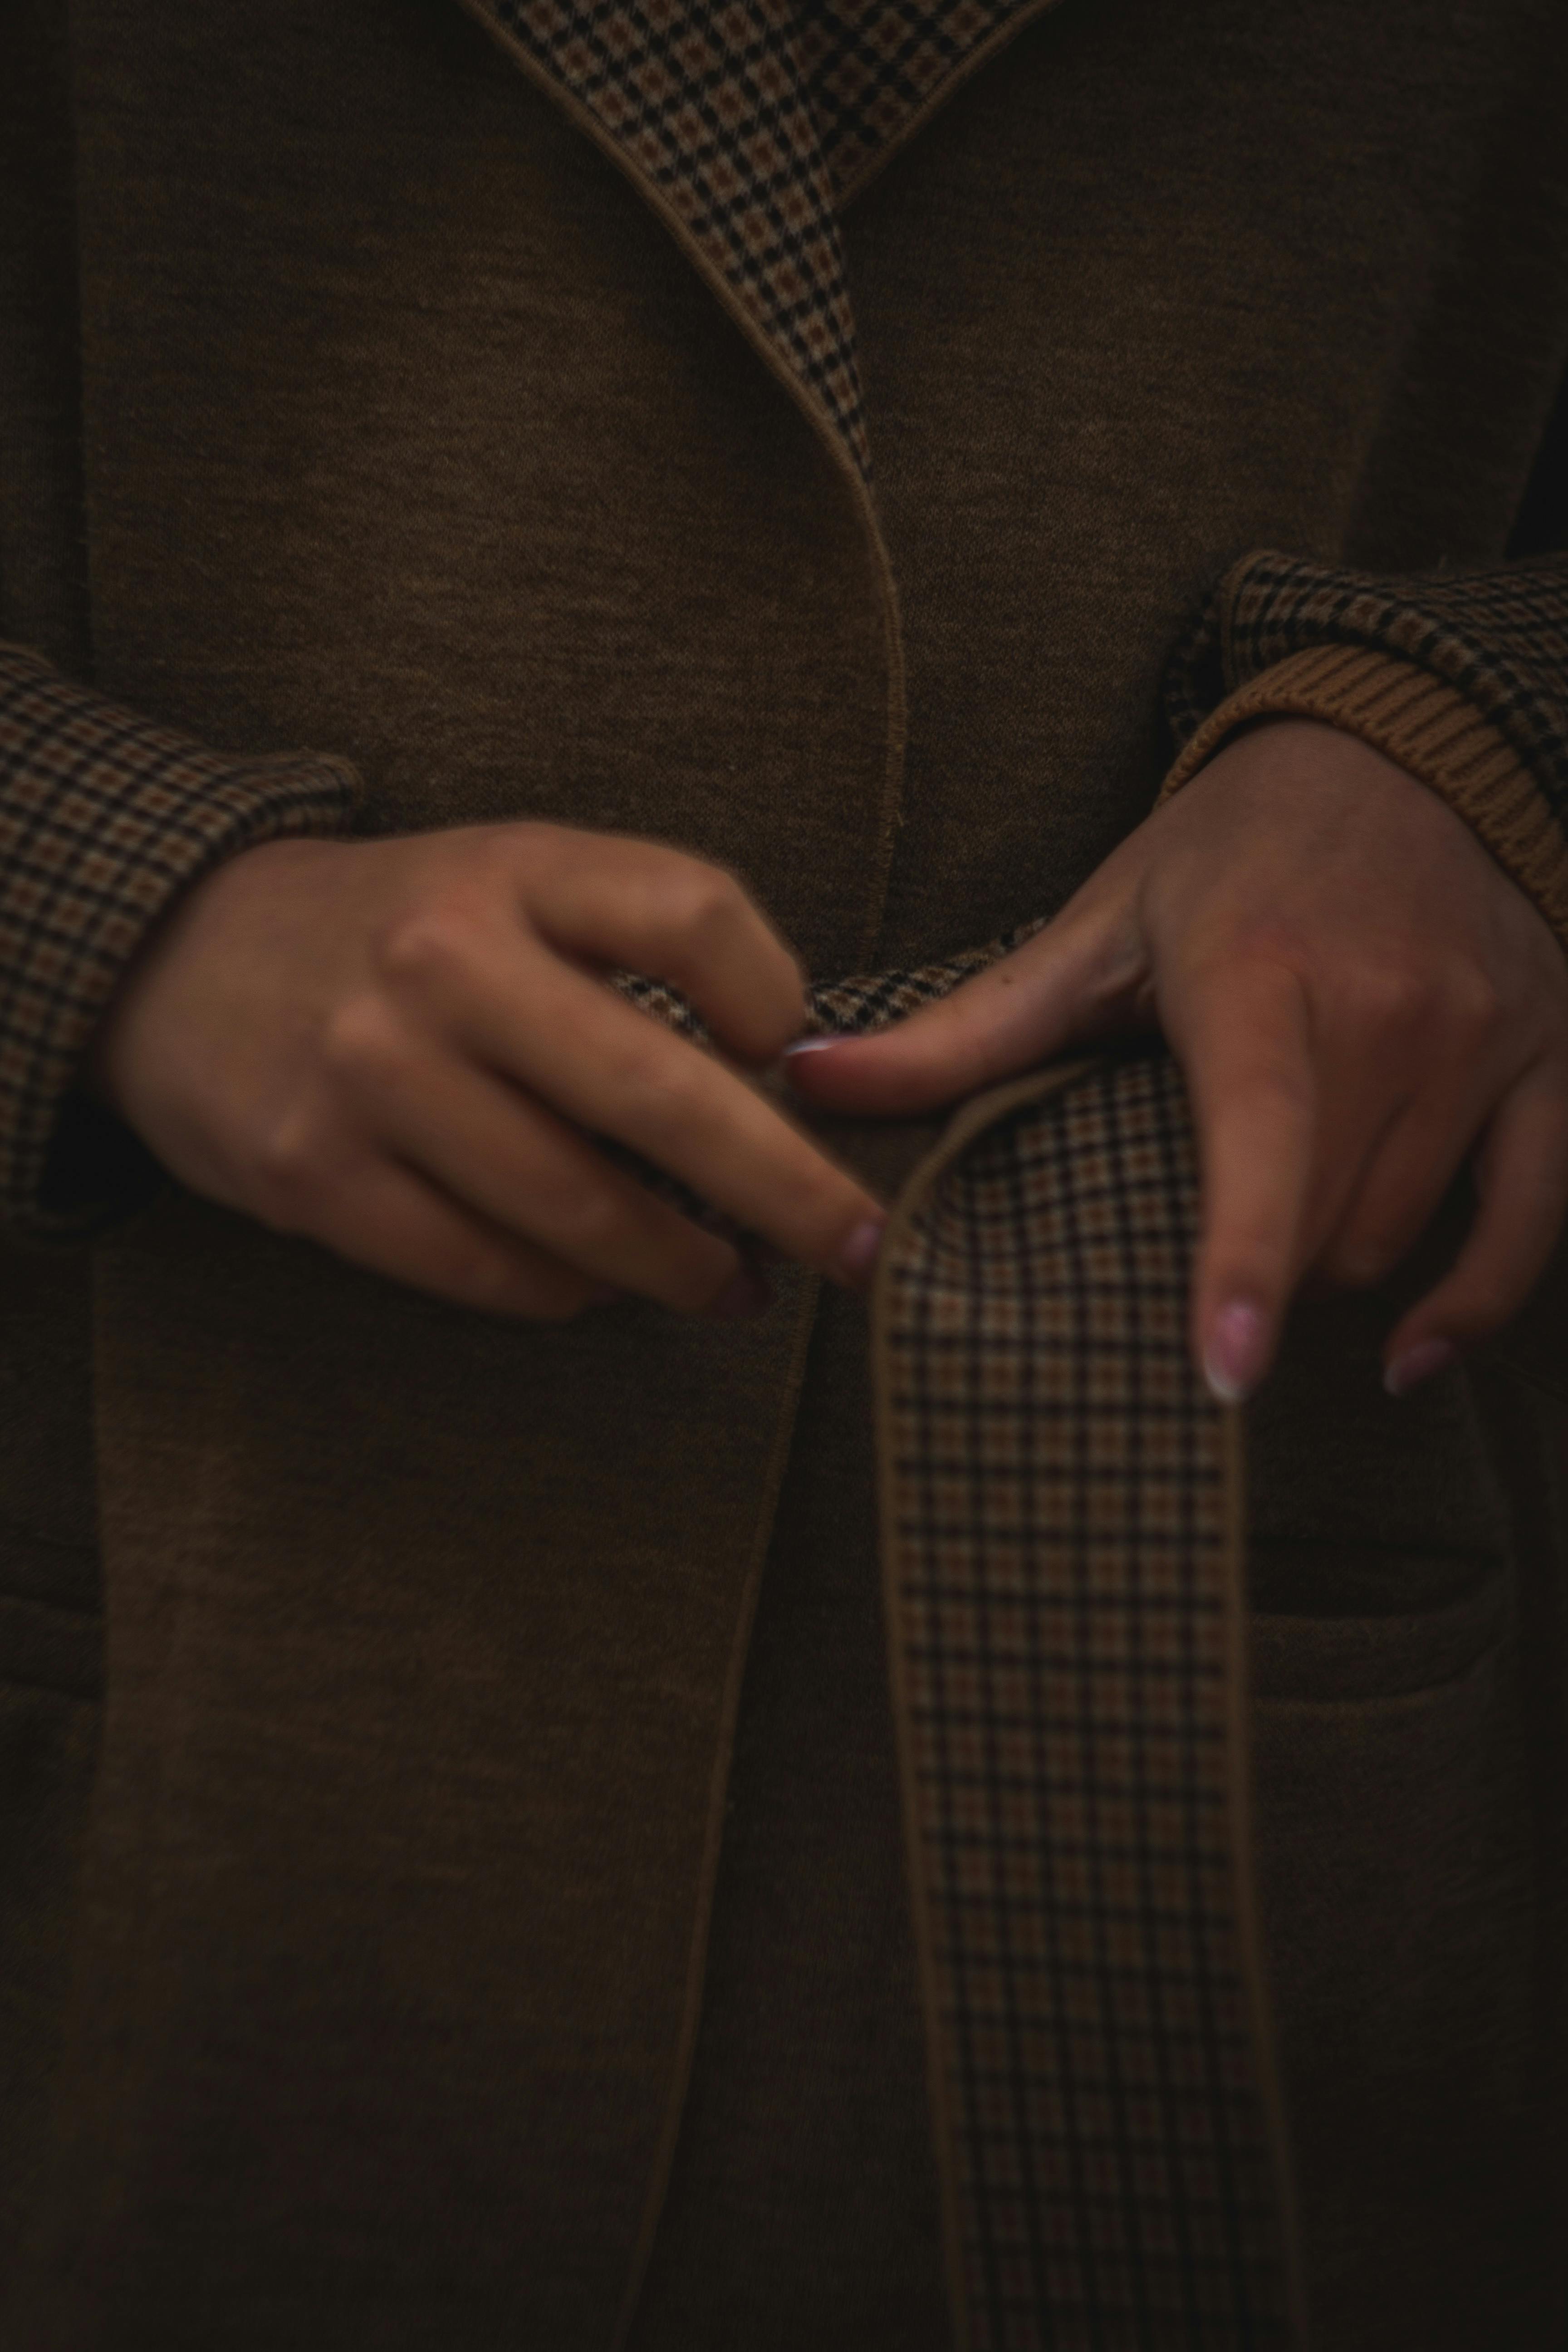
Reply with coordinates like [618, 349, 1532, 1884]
[834, 1215, 885, 1288]
[707, 1265, 772, 1319]
[1203, 1300, 1269, 1405]
[1383, 1337, 1457, 1398]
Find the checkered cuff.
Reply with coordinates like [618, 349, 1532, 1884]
[1161, 549, 1568, 946]
[0, 643, 360, 1235]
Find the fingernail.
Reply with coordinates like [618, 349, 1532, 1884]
[1383, 1337, 1458, 1398]
[834, 1215, 885, 1289]
[1203, 1300, 1269, 1405]
[782, 1037, 838, 1058]
[707, 1264, 772, 1319]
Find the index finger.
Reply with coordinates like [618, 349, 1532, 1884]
[518, 829, 808, 1066]
[420, 928, 887, 1287]
[1168, 960, 1318, 1402]
[784, 906, 1126, 1115]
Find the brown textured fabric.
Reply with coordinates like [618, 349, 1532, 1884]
[0, 0, 89, 681]
[0, 1240, 100, 2289]
[12, 1202, 824, 2351]
[461, 0, 1060, 480]
[3, 0, 1568, 2345]
[627, 1279, 950, 2352]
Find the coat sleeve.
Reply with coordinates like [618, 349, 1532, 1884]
[1158, 548, 1568, 946]
[0, 642, 359, 1236]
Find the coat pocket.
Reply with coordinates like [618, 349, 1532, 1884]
[1246, 1568, 1548, 2352]
[1249, 1553, 1505, 1704]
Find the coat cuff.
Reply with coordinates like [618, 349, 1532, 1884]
[1161, 534, 1568, 951]
[1156, 641, 1568, 939]
[0, 643, 360, 1235]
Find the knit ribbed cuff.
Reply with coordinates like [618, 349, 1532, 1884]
[0, 643, 361, 1235]
[1157, 642, 1568, 945]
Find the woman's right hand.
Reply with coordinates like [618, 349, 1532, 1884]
[89, 821, 885, 1319]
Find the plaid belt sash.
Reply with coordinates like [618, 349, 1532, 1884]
[872, 1048, 1309, 2351]
[630, 946, 1312, 2347]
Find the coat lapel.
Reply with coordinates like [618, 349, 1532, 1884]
[457, 0, 1061, 485]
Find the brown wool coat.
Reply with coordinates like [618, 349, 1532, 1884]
[4, 0, 1568, 2344]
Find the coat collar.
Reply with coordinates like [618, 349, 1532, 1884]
[458, 0, 1059, 485]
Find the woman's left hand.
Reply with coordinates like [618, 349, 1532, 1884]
[786, 719, 1568, 1402]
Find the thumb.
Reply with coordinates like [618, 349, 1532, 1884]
[784, 888, 1146, 1117]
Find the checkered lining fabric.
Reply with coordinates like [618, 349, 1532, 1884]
[617, 913, 1045, 1044]
[876, 1050, 1303, 2352]
[1163, 549, 1568, 827]
[0, 643, 358, 1230]
[465, 0, 1054, 480]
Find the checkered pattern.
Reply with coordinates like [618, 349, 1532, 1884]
[617, 913, 1045, 1044]
[878, 1050, 1303, 2350]
[471, 0, 1046, 480]
[798, 0, 1041, 198]
[0, 643, 358, 1230]
[1163, 549, 1568, 828]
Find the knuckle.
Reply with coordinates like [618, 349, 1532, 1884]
[252, 1109, 333, 1227]
[376, 898, 482, 990]
[319, 994, 409, 1089]
[617, 1049, 706, 1139]
[539, 1176, 631, 1262]
[666, 864, 746, 949]
[1348, 958, 1431, 1038]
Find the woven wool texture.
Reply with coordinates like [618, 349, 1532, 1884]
[877, 1051, 1303, 2352]
[467, 0, 1048, 478]
[0, 645, 358, 1230]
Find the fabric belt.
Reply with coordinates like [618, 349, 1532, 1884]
[874, 1049, 1307, 2351]
[626, 955, 1313, 2347]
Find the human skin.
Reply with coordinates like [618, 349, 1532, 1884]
[790, 720, 1568, 1401]
[92, 720, 1568, 1401]
[88, 820, 887, 1319]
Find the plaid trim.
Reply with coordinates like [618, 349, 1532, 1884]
[606, 928, 1044, 1237]
[615, 913, 1045, 1044]
[876, 1051, 1303, 2351]
[1163, 549, 1568, 833]
[466, 0, 1046, 481]
[0, 644, 358, 1233]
